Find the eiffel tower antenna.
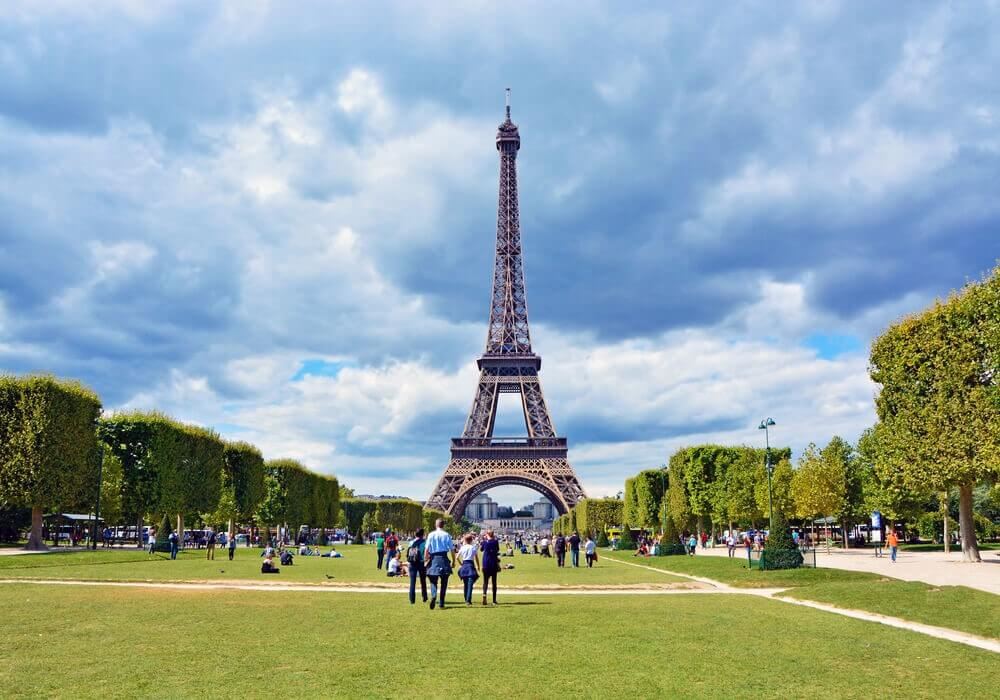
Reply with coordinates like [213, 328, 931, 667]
[426, 95, 586, 519]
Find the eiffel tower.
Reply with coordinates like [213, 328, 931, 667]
[426, 91, 586, 518]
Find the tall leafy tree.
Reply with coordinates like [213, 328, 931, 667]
[870, 269, 1000, 562]
[0, 376, 103, 549]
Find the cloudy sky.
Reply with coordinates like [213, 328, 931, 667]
[2, 2, 999, 507]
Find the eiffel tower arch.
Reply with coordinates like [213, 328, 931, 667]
[426, 91, 586, 518]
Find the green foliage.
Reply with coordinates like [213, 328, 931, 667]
[629, 469, 666, 530]
[98, 450, 123, 526]
[916, 512, 958, 542]
[422, 507, 446, 534]
[616, 525, 635, 550]
[154, 513, 173, 551]
[369, 499, 422, 533]
[754, 457, 794, 519]
[666, 449, 693, 532]
[0, 375, 103, 512]
[762, 512, 803, 570]
[870, 268, 1000, 558]
[575, 498, 623, 538]
[622, 477, 639, 527]
[792, 441, 846, 520]
[222, 442, 265, 521]
[596, 529, 609, 547]
[360, 511, 375, 539]
[0, 503, 30, 542]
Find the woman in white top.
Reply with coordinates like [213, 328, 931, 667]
[456, 533, 480, 605]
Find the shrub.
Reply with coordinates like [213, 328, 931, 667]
[616, 526, 635, 550]
[762, 514, 802, 570]
[657, 542, 687, 556]
[596, 530, 609, 547]
[153, 514, 173, 553]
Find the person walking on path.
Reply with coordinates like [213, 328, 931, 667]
[457, 533, 480, 606]
[425, 519, 455, 610]
[228, 532, 238, 561]
[584, 535, 597, 568]
[168, 530, 178, 560]
[726, 533, 736, 558]
[406, 528, 428, 605]
[375, 530, 386, 570]
[147, 528, 157, 555]
[206, 529, 217, 560]
[569, 531, 582, 567]
[887, 530, 899, 562]
[554, 533, 567, 567]
[480, 529, 500, 605]
[687, 533, 697, 556]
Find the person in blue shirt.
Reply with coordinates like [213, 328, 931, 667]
[406, 528, 428, 605]
[424, 519, 455, 609]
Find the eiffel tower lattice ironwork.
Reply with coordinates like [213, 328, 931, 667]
[426, 92, 586, 518]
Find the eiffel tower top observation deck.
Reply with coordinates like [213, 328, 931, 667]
[424, 91, 586, 517]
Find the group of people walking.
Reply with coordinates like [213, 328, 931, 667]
[399, 520, 503, 609]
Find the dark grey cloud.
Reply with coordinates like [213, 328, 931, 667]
[0, 0, 997, 432]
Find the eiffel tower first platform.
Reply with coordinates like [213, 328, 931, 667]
[425, 92, 586, 517]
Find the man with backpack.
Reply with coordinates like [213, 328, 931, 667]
[406, 528, 428, 605]
[554, 533, 566, 567]
[206, 529, 217, 560]
[168, 530, 178, 560]
[385, 528, 399, 568]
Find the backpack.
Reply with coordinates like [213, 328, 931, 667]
[407, 539, 422, 565]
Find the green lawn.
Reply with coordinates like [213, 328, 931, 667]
[3, 583, 995, 699]
[781, 580, 1000, 639]
[0, 545, 686, 587]
[603, 550, 999, 640]
[602, 550, 878, 587]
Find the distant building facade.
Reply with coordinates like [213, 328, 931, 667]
[465, 493, 499, 522]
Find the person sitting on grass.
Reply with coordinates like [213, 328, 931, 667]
[279, 548, 294, 566]
[323, 547, 342, 558]
[261, 555, 279, 574]
[387, 552, 407, 577]
[261, 545, 275, 559]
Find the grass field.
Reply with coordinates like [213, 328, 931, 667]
[603, 551, 1000, 640]
[601, 550, 878, 587]
[0, 545, 686, 587]
[4, 583, 996, 699]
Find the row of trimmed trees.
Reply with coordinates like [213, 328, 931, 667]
[0, 375, 343, 549]
[552, 498, 623, 544]
[605, 267, 1000, 562]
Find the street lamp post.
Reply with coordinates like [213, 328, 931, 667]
[758, 418, 776, 535]
[90, 443, 105, 551]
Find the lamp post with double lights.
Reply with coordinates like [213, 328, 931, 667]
[758, 418, 776, 535]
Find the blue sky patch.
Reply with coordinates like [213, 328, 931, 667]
[291, 359, 351, 381]
[804, 334, 864, 360]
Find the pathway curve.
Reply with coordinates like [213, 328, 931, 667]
[686, 543, 1000, 595]
[602, 555, 1000, 655]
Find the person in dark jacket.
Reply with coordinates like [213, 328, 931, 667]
[554, 534, 567, 567]
[480, 529, 501, 606]
[406, 528, 428, 605]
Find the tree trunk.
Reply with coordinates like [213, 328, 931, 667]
[25, 506, 47, 550]
[941, 491, 950, 554]
[957, 483, 981, 563]
[842, 519, 850, 549]
[136, 514, 143, 549]
[228, 517, 234, 541]
[177, 513, 185, 551]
